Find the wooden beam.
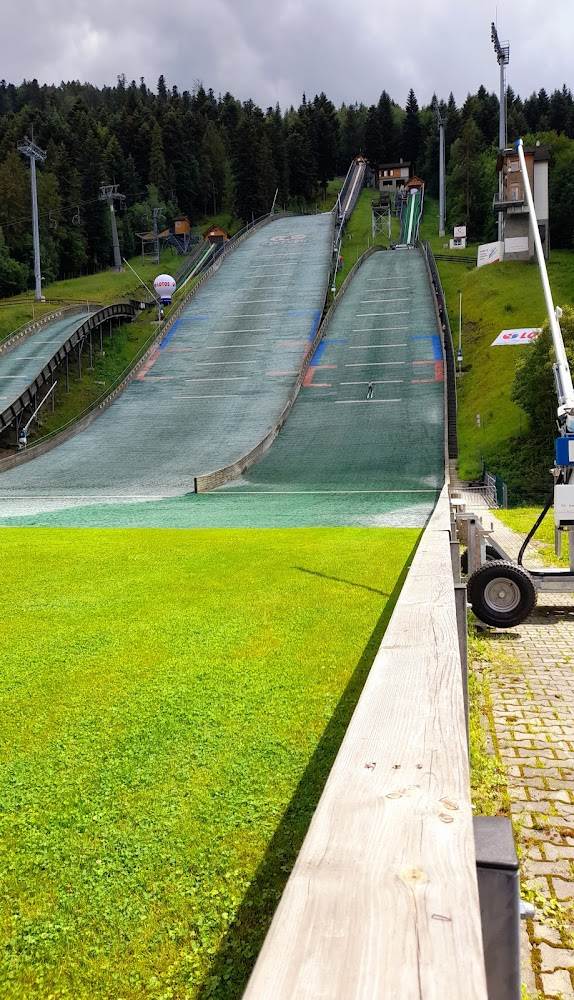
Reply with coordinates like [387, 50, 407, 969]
[243, 487, 487, 999]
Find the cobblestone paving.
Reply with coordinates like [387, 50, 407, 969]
[482, 513, 574, 999]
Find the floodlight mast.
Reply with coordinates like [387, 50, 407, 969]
[515, 138, 574, 432]
[491, 22, 509, 242]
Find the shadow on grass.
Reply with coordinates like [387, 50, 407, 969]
[294, 565, 390, 596]
[197, 537, 419, 999]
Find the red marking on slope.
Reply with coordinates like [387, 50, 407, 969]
[136, 350, 160, 380]
[303, 365, 336, 387]
[434, 360, 444, 382]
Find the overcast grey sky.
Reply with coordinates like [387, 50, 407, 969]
[2, 0, 572, 108]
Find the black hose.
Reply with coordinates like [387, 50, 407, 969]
[517, 479, 560, 566]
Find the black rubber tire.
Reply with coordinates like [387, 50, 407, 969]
[467, 560, 537, 627]
[460, 544, 502, 576]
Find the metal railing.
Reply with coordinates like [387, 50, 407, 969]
[0, 302, 139, 434]
[421, 241, 458, 459]
[0, 304, 89, 355]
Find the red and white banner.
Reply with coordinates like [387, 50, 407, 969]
[491, 327, 542, 346]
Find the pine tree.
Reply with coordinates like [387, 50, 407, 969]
[149, 121, 167, 196]
[377, 91, 397, 162]
[364, 106, 382, 166]
[446, 93, 461, 154]
[401, 89, 421, 170]
[447, 118, 495, 238]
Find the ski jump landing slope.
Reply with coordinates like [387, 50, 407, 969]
[211, 247, 445, 527]
[0, 214, 333, 515]
[0, 311, 89, 416]
[2, 248, 445, 528]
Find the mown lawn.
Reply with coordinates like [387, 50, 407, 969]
[0, 526, 418, 1000]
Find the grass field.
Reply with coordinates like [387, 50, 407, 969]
[0, 525, 418, 1000]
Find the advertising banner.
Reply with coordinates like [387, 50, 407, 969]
[491, 328, 542, 346]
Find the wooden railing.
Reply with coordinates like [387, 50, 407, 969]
[243, 488, 487, 1000]
[241, 246, 487, 999]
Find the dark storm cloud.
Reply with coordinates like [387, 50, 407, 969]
[3, 0, 573, 107]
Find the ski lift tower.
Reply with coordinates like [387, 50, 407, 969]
[99, 183, 125, 271]
[372, 193, 392, 241]
[18, 136, 46, 302]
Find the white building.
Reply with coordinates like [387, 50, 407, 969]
[494, 145, 550, 261]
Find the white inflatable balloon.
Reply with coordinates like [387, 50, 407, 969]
[153, 274, 176, 303]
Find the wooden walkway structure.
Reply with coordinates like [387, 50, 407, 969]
[243, 487, 488, 998]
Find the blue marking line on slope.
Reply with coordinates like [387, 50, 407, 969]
[411, 334, 443, 360]
[311, 342, 327, 365]
[307, 308, 323, 341]
[310, 339, 346, 366]
[159, 320, 182, 350]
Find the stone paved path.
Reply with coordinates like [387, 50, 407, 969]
[479, 511, 574, 999]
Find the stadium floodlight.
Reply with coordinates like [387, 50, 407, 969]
[491, 22, 510, 150]
[491, 22, 510, 242]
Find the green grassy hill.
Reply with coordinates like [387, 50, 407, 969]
[424, 197, 574, 492]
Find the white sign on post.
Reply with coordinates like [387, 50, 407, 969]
[454, 225, 467, 238]
[491, 328, 542, 346]
[477, 241, 504, 267]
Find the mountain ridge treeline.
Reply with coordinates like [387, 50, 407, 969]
[2, 75, 574, 295]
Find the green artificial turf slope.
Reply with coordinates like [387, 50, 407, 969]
[0, 526, 418, 1000]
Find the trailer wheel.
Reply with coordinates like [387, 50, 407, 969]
[467, 561, 536, 627]
[460, 545, 502, 576]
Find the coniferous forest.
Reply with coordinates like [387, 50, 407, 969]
[2, 75, 574, 296]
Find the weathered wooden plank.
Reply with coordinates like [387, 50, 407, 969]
[243, 488, 487, 999]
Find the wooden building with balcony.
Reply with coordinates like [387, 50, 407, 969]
[377, 159, 411, 192]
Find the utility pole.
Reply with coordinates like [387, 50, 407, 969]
[99, 183, 125, 271]
[491, 21, 510, 243]
[18, 136, 46, 301]
[437, 112, 446, 238]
